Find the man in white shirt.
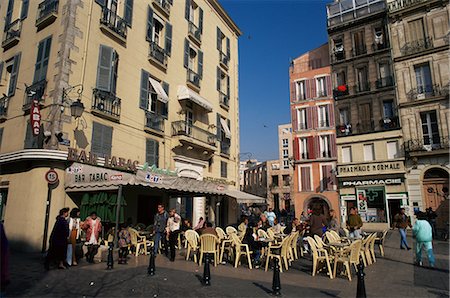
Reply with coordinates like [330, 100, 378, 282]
[166, 208, 181, 262]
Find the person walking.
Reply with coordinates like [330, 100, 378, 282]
[413, 212, 435, 267]
[166, 208, 181, 262]
[45, 208, 70, 270]
[153, 204, 169, 256]
[82, 211, 102, 263]
[347, 207, 363, 238]
[394, 208, 412, 250]
[66, 208, 82, 266]
[118, 224, 131, 264]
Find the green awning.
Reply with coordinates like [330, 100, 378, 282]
[80, 192, 126, 223]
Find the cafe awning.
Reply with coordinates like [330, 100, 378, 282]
[224, 189, 267, 205]
[177, 85, 213, 112]
[149, 78, 169, 103]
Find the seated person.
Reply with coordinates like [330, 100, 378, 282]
[272, 219, 282, 234]
[200, 222, 218, 237]
[284, 218, 303, 234]
[238, 216, 249, 236]
[260, 214, 270, 231]
[242, 224, 262, 268]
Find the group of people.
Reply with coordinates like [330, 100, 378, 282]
[153, 205, 182, 262]
[45, 208, 102, 270]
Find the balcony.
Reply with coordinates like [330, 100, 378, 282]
[400, 37, 433, 57]
[406, 84, 449, 101]
[0, 96, 8, 121]
[172, 120, 217, 149]
[152, 0, 171, 17]
[327, 0, 386, 28]
[351, 45, 367, 57]
[148, 41, 167, 69]
[145, 112, 164, 134]
[23, 80, 47, 110]
[332, 49, 346, 63]
[92, 89, 121, 122]
[36, 0, 59, 31]
[356, 120, 374, 134]
[388, 0, 430, 13]
[405, 136, 449, 156]
[188, 21, 201, 45]
[187, 69, 201, 90]
[219, 52, 229, 69]
[220, 140, 231, 156]
[379, 116, 400, 130]
[2, 20, 22, 50]
[100, 7, 127, 44]
[336, 124, 352, 137]
[372, 42, 389, 52]
[219, 91, 229, 109]
[333, 85, 349, 99]
[375, 76, 394, 89]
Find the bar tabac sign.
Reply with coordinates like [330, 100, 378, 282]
[67, 148, 139, 172]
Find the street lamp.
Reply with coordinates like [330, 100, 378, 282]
[70, 99, 84, 118]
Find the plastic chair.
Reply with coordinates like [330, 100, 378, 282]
[333, 240, 362, 281]
[305, 236, 333, 279]
[369, 233, 377, 263]
[374, 229, 388, 257]
[325, 232, 337, 244]
[359, 235, 372, 267]
[226, 226, 238, 236]
[199, 234, 219, 266]
[217, 227, 233, 263]
[265, 234, 293, 272]
[290, 231, 300, 260]
[342, 228, 350, 237]
[185, 230, 200, 263]
[257, 229, 269, 239]
[314, 235, 326, 249]
[330, 230, 341, 241]
[230, 233, 252, 269]
[128, 228, 152, 256]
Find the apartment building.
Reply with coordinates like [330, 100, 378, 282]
[0, 0, 264, 251]
[327, 0, 406, 229]
[243, 162, 268, 200]
[387, 0, 449, 228]
[289, 44, 339, 220]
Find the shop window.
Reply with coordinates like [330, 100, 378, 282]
[357, 188, 386, 223]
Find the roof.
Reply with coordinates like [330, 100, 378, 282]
[207, 0, 242, 37]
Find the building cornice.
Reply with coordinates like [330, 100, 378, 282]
[0, 150, 69, 164]
[207, 0, 242, 37]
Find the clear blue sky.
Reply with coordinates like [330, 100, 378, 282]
[220, 0, 329, 161]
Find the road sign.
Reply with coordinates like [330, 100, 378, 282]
[45, 169, 59, 184]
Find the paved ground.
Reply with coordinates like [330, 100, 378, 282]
[5, 231, 449, 297]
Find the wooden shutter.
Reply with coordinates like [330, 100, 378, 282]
[310, 78, 317, 98]
[217, 27, 222, 51]
[96, 45, 113, 91]
[8, 53, 21, 97]
[0, 62, 3, 84]
[161, 82, 169, 117]
[226, 37, 230, 58]
[5, 0, 13, 30]
[301, 167, 311, 191]
[329, 104, 335, 126]
[20, 0, 29, 19]
[183, 39, 189, 68]
[111, 50, 119, 94]
[102, 125, 113, 156]
[290, 81, 295, 101]
[293, 137, 299, 160]
[216, 114, 222, 141]
[33, 37, 52, 84]
[198, 50, 203, 78]
[305, 80, 310, 99]
[216, 67, 221, 91]
[227, 75, 230, 96]
[0, 128, 3, 150]
[124, 0, 133, 26]
[291, 108, 298, 131]
[227, 119, 231, 140]
[312, 106, 318, 129]
[408, 19, 425, 42]
[185, 0, 190, 20]
[306, 107, 313, 129]
[146, 139, 159, 167]
[24, 122, 36, 149]
[199, 8, 203, 33]
[330, 134, 337, 158]
[167, 0, 173, 5]
[140, 70, 149, 109]
[164, 22, 172, 56]
[146, 6, 153, 41]
[326, 75, 332, 97]
[91, 122, 102, 155]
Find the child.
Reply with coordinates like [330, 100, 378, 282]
[118, 224, 131, 264]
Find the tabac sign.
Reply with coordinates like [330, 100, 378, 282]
[337, 161, 405, 177]
[67, 148, 139, 172]
[30, 99, 41, 136]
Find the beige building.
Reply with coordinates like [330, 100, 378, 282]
[387, 0, 449, 227]
[0, 0, 264, 251]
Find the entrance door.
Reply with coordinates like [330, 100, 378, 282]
[388, 199, 401, 228]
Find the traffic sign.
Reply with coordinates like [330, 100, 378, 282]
[45, 169, 59, 184]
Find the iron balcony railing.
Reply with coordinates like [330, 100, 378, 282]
[355, 82, 371, 93]
[375, 76, 394, 89]
[188, 21, 201, 42]
[372, 42, 389, 52]
[400, 37, 433, 56]
[0, 96, 8, 117]
[36, 0, 59, 25]
[92, 89, 121, 118]
[24, 80, 47, 108]
[404, 136, 449, 153]
[145, 112, 164, 132]
[153, 0, 170, 15]
[100, 7, 127, 39]
[388, 0, 429, 12]
[380, 116, 400, 130]
[219, 91, 229, 107]
[332, 49, 345, 63]
[2, 19, 22, 45]
[406, 84, 449, 101]
[220, 51, 229, 68]
[172, 120, 217, 146]
[333, 85, 349, 99]
[336, 124, 352, 137]
[149, 41, 167, 67]
[187, 69, 200, 88]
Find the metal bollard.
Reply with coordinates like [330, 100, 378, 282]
[148, 248, 156, 276]
[203, 253, 211, 286]
[106, 242, 114, 270]
[272, 258, 281, 296]
[356, 263, 366, 298]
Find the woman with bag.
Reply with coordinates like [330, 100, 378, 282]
[82, 212, 102, 263]
[66, 208, 82, 266]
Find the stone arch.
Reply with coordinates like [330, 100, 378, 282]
[303, 194, 332, 216]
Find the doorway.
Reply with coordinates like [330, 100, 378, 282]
[307, 197, 330, 216]
[137, 196, 159, 226]
[388, 199, 401, 228]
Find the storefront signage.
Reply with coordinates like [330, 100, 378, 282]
[145, 164, 177, 176]
[203, 176, 235, 186]
[341, 178, 402, 186]
[386, 193, 408, 200]
[30, 99, 41, 136]
[67, 148, 139, 172]
[144, 173, 162, 183]
[66, 163, 133, 185]
[337, 161, 404, 176]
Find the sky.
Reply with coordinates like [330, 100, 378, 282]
[220, 0, 330, 162]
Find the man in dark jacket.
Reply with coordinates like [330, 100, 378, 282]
[153, 204, 168, 256]
[394, 208, 412, 250]
[45, 208, 70, 270]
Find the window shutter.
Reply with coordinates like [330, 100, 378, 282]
[291, 108, 298, 132]
[124, 0, 133, 26]
[330, 134, 337, 158]
[91, 122, 101, 155]
[305, 79, 310, 99]
[8, 53, 21, 97]
[306, 107, 312, 129]
[24, 122, 36, 149]
[140, 70, 149, 109]
[290, 81, 295, 101]
[96, 45, 113, 91]
[216, 67, 220, 91]
[185, 0, 190, 20]
[146, 139, 159, 167]
[165, 22, 172, 56]
[167, 0, 173, 4]
[216, 114, 222, 141]
[183, 39, 189, 68]
[227, 119, 231, 138]
[161, 82, 169, 117]
[20, 0, 29, 19]
[326, 75, 332, 96]
[217, 27, 221, 51]
[198, 50, 203, 78]
[227, 75, 230, 96]
[199, 8, 203, 33]
[307, 136, 315, 159]
[329, 104, 335, 126]
[312, 106, 318, 129]
[95, 0, 106, 6]
[0, 62, 3, 83]
[111, 50, 119, 94]
[102, 125, 113, 156]
[33, 37, 52, 84]
[0, 128, 3, 150]
[310, 78, 317, 98]
[146, 6, 154, 41]
[226, 37, 230, 58]
[293, 137, 299, 160]
[5, 0, 13, 30]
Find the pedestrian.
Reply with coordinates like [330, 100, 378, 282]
[118, 224, 131, 264]
[264, 207, 277, 227]
[413, 212, 435, 267]
[193, 217, 205, 231]
[45, 207, 70, 270]
[0, 223, 10, 296]
[66, 208, 81, 266]
[238, 216, 248, 236]
[328, 209, 340, 234]
[394, 208, 412, 250]
[346, 207, 363, 239]
[309, 207, 327, 237]
[425, 207, 437, 238]
[82, 211, 102, 263]
[153, 204, 169, 256]
[166, 208, 181, 262]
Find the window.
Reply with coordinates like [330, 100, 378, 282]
[296, 80, 306, 100]
[333, 38, 344, 59]
[147, 7, 173, 56]
[185, 0, 203, 39]
[282, 149, 288, 159]
[414, 63, 432, 95]
[387, 141, 398, 159]
[217, 27, 230, 59]
[146, 138, 159, 167]
[3, 54, 20, 97]
[383, 100, 394, 119]
[363, 144, 375, 161]
[33, 36, 52, 84]
[185, 109, 193, 135]
[96, 45, 119, 93]
[356, 67, 369, 92]
[353, 30, 366, 56]
[221, 161, 227, 178]
[184, 39, 203, 79]
[91, 122, 113, 156]
[282, 139, 288, 148]
[153, 17, 163, 45]
[283, 159, 289, 169]
[139, 69, 169, 116]
[320, 135, 331, 158]
[318, 105, 330, 128]
[408, 18, 425, 42]
[342, 146, 352, 163]
[123, 0, 133, 26]
[339, 108, 349, 125]
[272, 175, 279, 187]
[282, 175, 290, 186]
[0, 188, 7, 221]
[378, 63, 390, 80]
[298, 108, 307, 130]
[336, 70, 346, 86]
[374, 26, 385, 48]
[316, 77, 327, 97]
[300, 138, 308, 160]
[321, 164, 333, 191]
[217, 67, 230, 98]
[300, 167, 311, 191]
[24, 122, 42, 149]
[420, 111, 440, 146]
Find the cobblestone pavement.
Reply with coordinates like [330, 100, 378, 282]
[5, 231, 449, 297]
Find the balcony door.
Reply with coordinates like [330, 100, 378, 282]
[105, 0, 118, 24]
[185, 109, 193, 135]
[414, 63, 432, 95]
[420, 111, 440, 147]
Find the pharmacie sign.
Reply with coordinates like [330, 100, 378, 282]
[340, 178, 403, 187]
[67, 148, 139, 172]
[337, 161, 404, 176]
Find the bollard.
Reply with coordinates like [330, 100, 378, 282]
[203, 253, 211, 286]
[148, 248, 156, 276]
[106, 242, 114, 270]
[272, 258, 281, 296]
[356, 263, 366, 298]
